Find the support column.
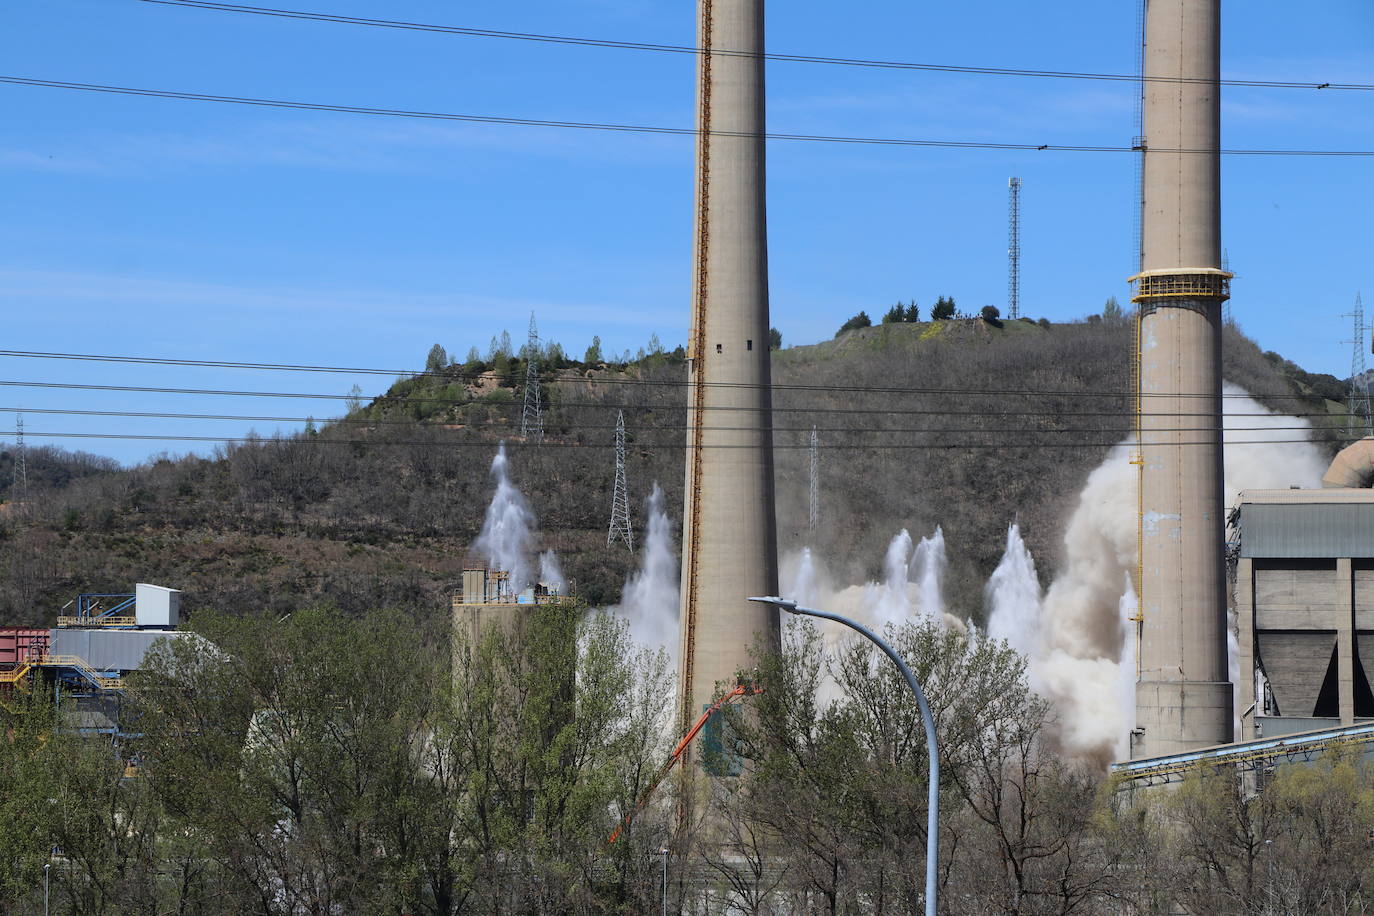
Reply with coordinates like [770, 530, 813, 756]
[1235, 557, 1256, 739]
[1338, 558, 1355, 725]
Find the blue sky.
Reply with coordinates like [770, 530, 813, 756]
[2, 0, 1371, 464]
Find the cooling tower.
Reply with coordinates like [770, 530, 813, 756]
[677, 0, 781, 749]
[1132, 0, 1234, 758]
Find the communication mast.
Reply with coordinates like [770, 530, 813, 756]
[1344, 294, 1372, 439]
[808, 425, 819, 534]
[521, 313, 544, 443]
[1007, 177, 1022, 319]
[607, 410, 634, 551]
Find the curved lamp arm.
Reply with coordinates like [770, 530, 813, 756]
[749, 596, 939, 916]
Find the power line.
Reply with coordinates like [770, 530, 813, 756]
[0, 379, 1346, 420]
[0, 405, 1330, 436]
[0, 349, 1345, 401]
[135, 0, 1374, 92]
[10, 429, 1335, 451]
[3, 76, 1370, 158]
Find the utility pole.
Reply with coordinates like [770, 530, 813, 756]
[1344, 294, 1372, 439]
[607, 410, 633, 552]
[808, 425, 819, 535]
[1007, 177, 1021, 320]
[521, 313, 543, 443]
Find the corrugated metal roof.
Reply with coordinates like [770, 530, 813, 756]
[1240, 502, 1374, 558]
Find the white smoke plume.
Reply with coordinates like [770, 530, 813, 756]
[539, 550, 566, 594]
[1035, 383, 1329, 758]
[985, 523, 1044, 662]
[473, 443, 540, 591]
[913, 527, 948, 626]
[615, 482, 680, 655]
[778, 525, 953, 642]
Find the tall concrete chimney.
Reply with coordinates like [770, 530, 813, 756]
[678, 0, 780, 746]
[1132, 0, 1234, 758]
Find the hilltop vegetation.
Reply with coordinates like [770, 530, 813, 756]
[0, 314, 1348, 628]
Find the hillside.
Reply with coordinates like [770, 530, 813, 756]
[0, 317, 1348, 629]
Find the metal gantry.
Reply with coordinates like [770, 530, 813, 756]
[1007, 177, 1021, 320]
[1344, 294, 1372, 439]
[607, 410, 633, 552]
[520, 313, 544, 443]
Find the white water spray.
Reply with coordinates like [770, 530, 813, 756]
[473, 443, 541, 591]
[913, 527, 947, 625]
[616, 483, 680, 654]
[539, 550, 566, 594]
[985, 523, 1043, 661]
[785, 546, 821, 608]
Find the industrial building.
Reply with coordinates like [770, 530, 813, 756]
[451, 566, 580, 664]
[1114, 440, 1374, 787]
[0, 583, 188, 738]
[1234, 439, 1374, 741]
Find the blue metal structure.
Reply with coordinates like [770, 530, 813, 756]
[73, 594, 136, 626]
[1111, 721, 1374, 788]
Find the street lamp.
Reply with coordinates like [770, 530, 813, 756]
[43, 862, 49, 916]
[749, 596, 940, 916]
[657, 846, 669, 916]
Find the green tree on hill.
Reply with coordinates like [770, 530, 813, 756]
[425, 343, 448, 372]
[836, 311, 872, 336]
[584, 335, 603, 365]
[933, 296, 956, 320]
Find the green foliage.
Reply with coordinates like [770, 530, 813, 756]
[1102, 295, 1125, 323]
[425, 343, 448, 372]
[882, 301, 920, 324]
[0, 689, 61, 906]
[769, 327, 782, 350]
[583, 335, 603, 365]
[835, 311, 872, 336]
[980, 305, 1001, 322]
[932, 296, 956, 320]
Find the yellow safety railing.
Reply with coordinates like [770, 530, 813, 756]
[0, 654, 124, 690]
[56, 615, 137, 628]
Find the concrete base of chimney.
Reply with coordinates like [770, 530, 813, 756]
[1134, 680, 1233, 759]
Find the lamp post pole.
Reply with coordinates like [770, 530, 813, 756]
[43, 863, 49, 916]
[749, 596, 940, 916]
[659, 846, 669, 916]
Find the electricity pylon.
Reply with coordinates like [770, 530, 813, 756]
[607, 410, 633, 551]
[1344, 294, 1372, 439]
[521, 313, 544, 443]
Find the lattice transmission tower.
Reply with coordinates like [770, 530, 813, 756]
[607, 410, 633, 551]
[521, 313, 544, 443]
[11, 413, 26, 512]
[1007, 177, 1021, 319]
[808, 425, 819, 534]
[1344, 293, 1373, 439]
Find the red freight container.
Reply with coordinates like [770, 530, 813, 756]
[0, 627, 50, 667]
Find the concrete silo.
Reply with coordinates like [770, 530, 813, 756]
[1131, 0, 1234, 758]
[677, 0, 781, 749]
